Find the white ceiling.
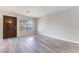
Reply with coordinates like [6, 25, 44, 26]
[0, 6, 74, 18]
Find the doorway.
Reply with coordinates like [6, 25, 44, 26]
[3, 15, 17, 39]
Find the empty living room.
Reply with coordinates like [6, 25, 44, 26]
[0, 6, 79, 53]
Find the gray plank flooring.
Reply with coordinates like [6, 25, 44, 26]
[0, 35, 79, 53]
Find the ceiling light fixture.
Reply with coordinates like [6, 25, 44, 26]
[26, 11, 30, 13]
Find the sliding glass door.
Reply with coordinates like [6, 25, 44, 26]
[19, 18, 37, 36]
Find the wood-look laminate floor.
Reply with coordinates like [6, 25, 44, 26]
[0, 35, 79, 53]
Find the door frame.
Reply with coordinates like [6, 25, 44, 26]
[3, 15, 17, 39]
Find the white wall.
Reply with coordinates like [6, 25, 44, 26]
[38, 7, 79, 43]
[0, 12, 36, 40]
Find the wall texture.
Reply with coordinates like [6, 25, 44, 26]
[38, 7, 79, 43]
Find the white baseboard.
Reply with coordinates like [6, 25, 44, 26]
[38, 33, 79, 44]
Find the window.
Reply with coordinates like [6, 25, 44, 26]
[26, 19, 33, 32]
[20, 19, 34, 32]
[27, 19, 33, 28]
